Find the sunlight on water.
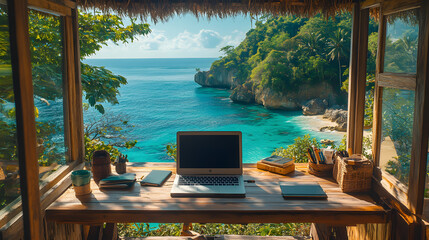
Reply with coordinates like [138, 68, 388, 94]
[84, 58, 344, 163]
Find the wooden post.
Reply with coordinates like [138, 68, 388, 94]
[348, 3, 369, 154]
[71, 8, 85, 163]
[354, 8, 369, 154]
[7, 0, 42, 239]
[64, 15, 78, 162]
[372, 9, 386, 167]
[347, 2, 360, 152]
[408, 1, 429, 215]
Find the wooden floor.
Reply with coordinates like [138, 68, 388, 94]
[121, 235, 310, 240]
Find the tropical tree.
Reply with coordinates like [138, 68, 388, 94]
[327, 29, 348, 87]
[298, 31, 325, 57]
[0, 9, 151, 170]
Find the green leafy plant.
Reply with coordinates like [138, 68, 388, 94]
[272, 134, 320, 163]
[84, 107, 137, 163]
[117, 223, 310, 238]
[165, 143, 177, 161]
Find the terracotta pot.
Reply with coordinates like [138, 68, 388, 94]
[91, 150, 111, 183]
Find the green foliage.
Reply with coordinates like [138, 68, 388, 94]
[79, 13, 150, 112]
[208, 13, 379, 97]
[338, 134, 373, 160]
[84, 135, 121, 163]
[0, 7, 148, 211]
[165, 143, 177, 161]
[84, 107, 137, 162]
[382, 89, 414, 184]
[272, 134, 320, 163]
[117, 223, 310, 238]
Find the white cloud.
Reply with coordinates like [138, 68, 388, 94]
[89, 28, 247, 58]
[198, 29, 223, 48]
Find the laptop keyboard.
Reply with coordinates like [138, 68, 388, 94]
[178, 176, 239, 186]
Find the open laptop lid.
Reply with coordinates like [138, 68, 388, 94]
[176, 131, 242, 175]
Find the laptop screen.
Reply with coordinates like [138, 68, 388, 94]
[178, 133, 240, 169]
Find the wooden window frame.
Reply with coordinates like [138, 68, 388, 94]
[1, 0, 83, 238]
[366, 0, 429, 218]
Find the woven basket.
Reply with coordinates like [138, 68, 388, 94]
[308, 161, 334, 177]
[333, 154, 373, 193]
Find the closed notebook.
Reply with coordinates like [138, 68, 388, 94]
[140, 170, 172, 186]
[99, 173, 136, 189]
[280, 182, 327, 199]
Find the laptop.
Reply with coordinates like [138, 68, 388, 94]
[170, 131, 246, 198]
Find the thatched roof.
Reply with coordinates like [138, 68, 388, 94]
[77, 0, 356, 22]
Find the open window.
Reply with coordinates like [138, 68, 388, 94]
[0, 0, 83, 238]
[367, 0, 429, 230]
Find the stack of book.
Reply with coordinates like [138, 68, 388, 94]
[256, 155, 295, 175]
[307, 146, 335, 165]
[99, 173, 136, 189]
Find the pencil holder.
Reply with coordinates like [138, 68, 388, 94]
[308, 161, 334, 177]
[115, 162, 127, 174]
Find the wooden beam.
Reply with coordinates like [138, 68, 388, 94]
[382, 0, 421, 16]
[7, 0, 42, 239]
[378, 73, 416, 90]
[361, 0, 381, 10]
[408, 0, 429, 216]
[372, 10, 386, 167]
[354, 8, 370, 154]
[27, 0, 71, 16]
[347, 2, 360, 152]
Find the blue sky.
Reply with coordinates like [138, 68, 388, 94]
[90, 14, 253, 59]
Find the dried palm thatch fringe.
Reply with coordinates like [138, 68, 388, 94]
[77, 0, 356, 23]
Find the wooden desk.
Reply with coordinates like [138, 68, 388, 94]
[46, 163, 389, 226]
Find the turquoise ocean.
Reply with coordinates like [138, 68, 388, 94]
[83, 58, 344, 163]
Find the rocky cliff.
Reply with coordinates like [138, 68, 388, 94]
[195, 68, 340, 110]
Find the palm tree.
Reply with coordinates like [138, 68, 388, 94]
[328, 29, 348, 87]
[298, 32, 325, 57]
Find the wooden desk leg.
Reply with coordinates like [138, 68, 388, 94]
[311, 223, 348, 240]
[86, 225, 102, 240]
[85, 223, 117, 240]
[102, 223, 118, 240]
[181, 223, 205, 239]
[181, 223, 193, 236]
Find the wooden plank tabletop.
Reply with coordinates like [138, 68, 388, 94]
[45, 163, 389, 225]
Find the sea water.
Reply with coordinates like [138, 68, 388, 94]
[83, 58, 344, 163]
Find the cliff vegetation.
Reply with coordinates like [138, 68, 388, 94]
[195, 14, 379, 110]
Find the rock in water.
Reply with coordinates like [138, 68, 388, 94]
[302, 99, 328, 115]
[194, 69, 240, 89]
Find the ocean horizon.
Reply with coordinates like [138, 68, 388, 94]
[83, 58, 344, 163]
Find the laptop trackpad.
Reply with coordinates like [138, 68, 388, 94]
[178, 185, 221, 193]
